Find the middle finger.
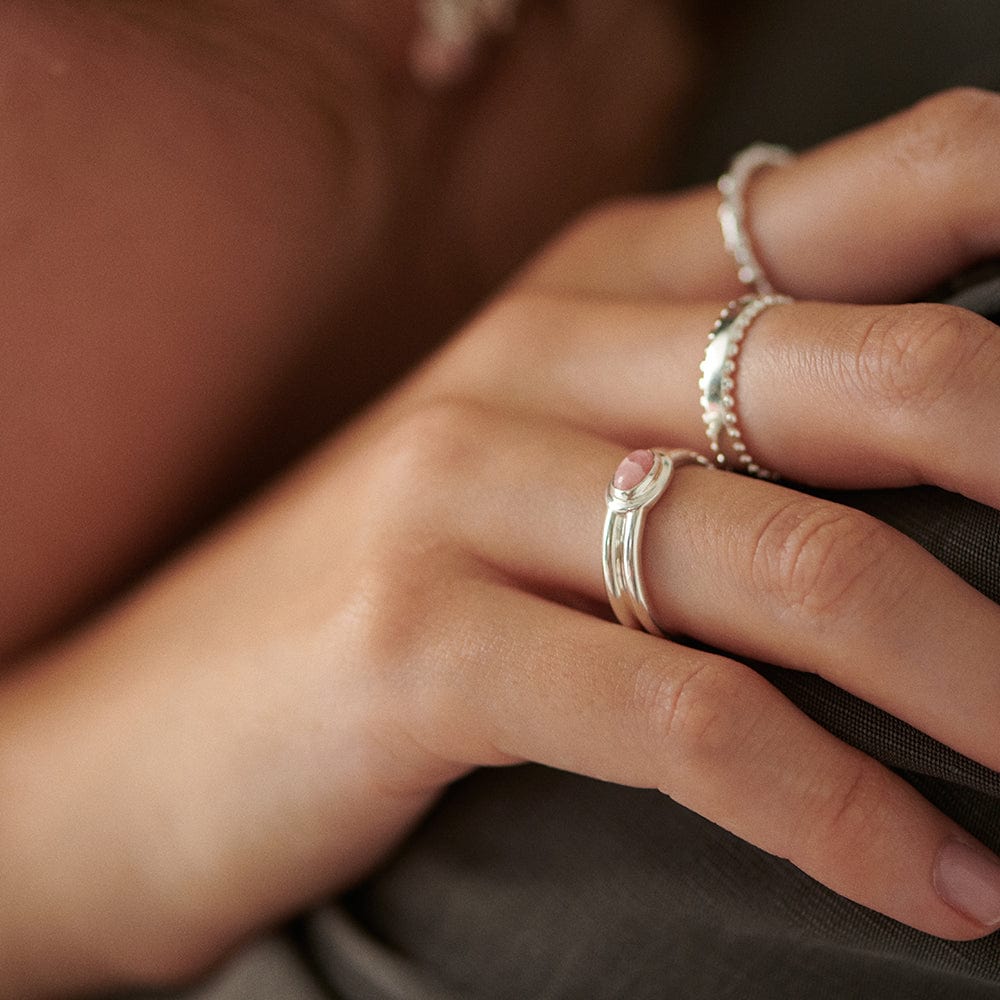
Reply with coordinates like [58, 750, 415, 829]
[429, 292, 1000, 506]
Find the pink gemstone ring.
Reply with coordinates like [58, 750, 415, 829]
[602, 448, 713, 637]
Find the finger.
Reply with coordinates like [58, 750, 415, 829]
[518, 88, 1000, 303]
[401, 400, 1000, 778]
[434, 293, 1000, 506]
[422, 579, 1000, 940]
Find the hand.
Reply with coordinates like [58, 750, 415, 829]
[3, 88, 1000, 997]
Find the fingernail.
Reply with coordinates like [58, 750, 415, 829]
[934, 838, 1000, 928]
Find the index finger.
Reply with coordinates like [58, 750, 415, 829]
[519, 88, 1000, 304]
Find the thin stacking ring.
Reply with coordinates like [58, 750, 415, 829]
[717, 142, 793, 295]
[699, 294, 793, 480]
[602, 448, 713, 637]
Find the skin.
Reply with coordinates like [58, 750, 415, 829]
[2, 5, 1000, 998]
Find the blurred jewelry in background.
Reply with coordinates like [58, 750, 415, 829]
[410, 0, 521, 85]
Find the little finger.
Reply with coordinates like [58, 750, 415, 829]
[420, 579, 1000, 941]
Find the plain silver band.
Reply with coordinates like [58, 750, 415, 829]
[699, 294, 793, 479]
[602, 448, 712, 637]
[717, 142, 793, 295]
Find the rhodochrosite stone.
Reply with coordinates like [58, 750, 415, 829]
[613, 449, 654, 491]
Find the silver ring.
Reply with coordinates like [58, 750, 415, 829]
[717, 142, 793, 295]
[602, 448, 713, 637]
[699, 294, 793, 480]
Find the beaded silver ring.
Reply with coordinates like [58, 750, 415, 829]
[699, 295, 794, 480]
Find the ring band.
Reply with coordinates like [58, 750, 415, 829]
[699, 294, 793, 480]
[717, 142, 793, 295]
[603, 448, 713, 637]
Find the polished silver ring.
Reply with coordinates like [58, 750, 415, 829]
[699, 294, 793, 479]
[717, 142, 793, 295]
[602, 448, 713, 637]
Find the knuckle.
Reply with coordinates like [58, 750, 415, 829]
[378, 397, 489, 508]
[893, 87, 1000, 178]
[521, 195, 639, 285]
[803, 757, 891, 864]
[341, 532, 470, 714]
[341, 400, 485, 653]
[450, 287, 606, 415]
[749, 496, 897, 627]
[442, 285, 593, 413]
[851, 302, 990, 412]
[462, 288, 561, 374]
[335, 553, 432, 684]
[631, 654, 756, 774]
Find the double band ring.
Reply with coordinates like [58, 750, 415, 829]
[602, 448, 713, 637]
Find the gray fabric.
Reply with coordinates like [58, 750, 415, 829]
[675, 0, 1000, 187]
[126, 935, 327, 1000]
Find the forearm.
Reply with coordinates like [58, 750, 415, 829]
[0, 442, 442, 997]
